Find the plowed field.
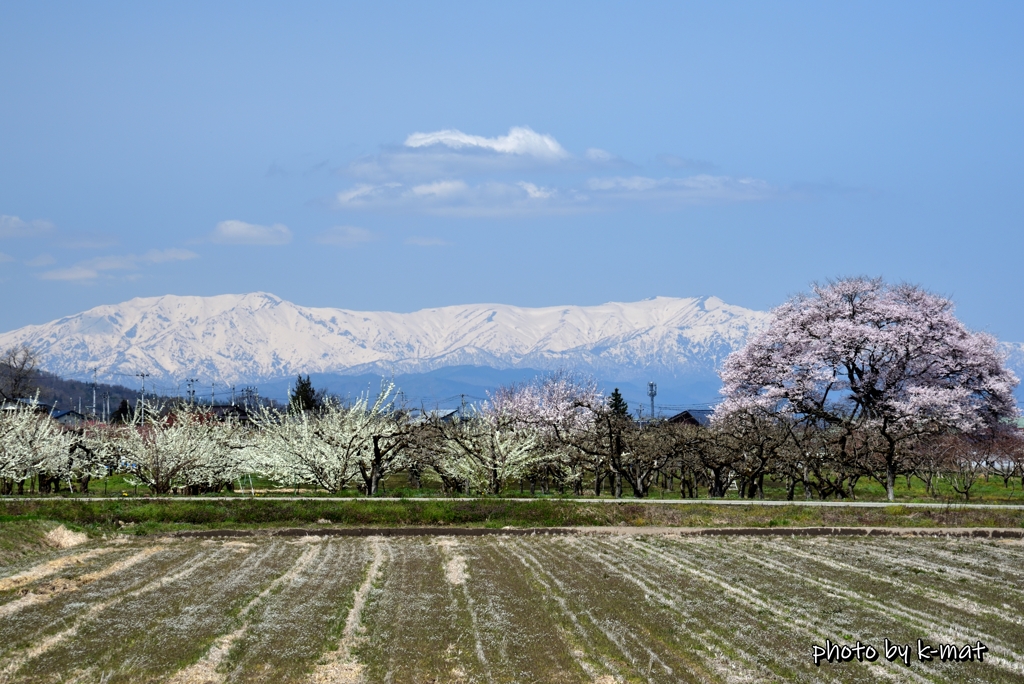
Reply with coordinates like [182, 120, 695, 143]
[1, 533, 1022, 683]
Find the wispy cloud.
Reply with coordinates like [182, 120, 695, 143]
[143, 248, 199, 263]
[405, 236, 450, 247]
[411, 180, 468, 198]
[405, 126, 568, 160]
[334, 173, 771, 216]
[341, 127, 582, 183]
[0, 252, 13, 263]
[38, 248, 198, 281]
[336, 180, 583, 217]
[331, 126, 776, 217]
[586, 174, 774, 203]
[59, 232, 120, 250]
[25, 253, 56, 267]
[517, 181, 555, 199]
[315, 226, 376, 247]
[210, 220, 293, 245]
[40, 266, 100, 281]
[0, 215, 54, 239]
[656, 154, 718, 172]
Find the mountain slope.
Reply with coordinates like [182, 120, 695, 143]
[0, 293, 771, 388]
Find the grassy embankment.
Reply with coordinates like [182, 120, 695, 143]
[16, 469, 1024, 503]
[2, 497, 1023, 538]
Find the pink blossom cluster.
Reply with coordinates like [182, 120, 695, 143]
[717, 277, 1019, 435]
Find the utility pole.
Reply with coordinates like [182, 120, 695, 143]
[647, 381, 657, 421]
[91, 368, 98, 420]
[136, 372, 150, 422]
[211, 382, 216, 406]
[186, 378, 198, 404]
[230, 385, 235, 406]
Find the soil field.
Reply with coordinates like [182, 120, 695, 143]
[1, 533, 1022, 683]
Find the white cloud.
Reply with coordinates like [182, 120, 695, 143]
[60, 232, 120, 249]
[405, 126, 568, 160]
[0, 215, 54, 239]
[315, 226, 376, 247]
[40, 266, 98, 281]
[405, 236, 450, 247]
[334, 179, 581, 217]
[586, 174, 774, 203]
[411, 180, 468, 198]
[517, 182, 555, 199]
[85, 255, 139, 271]
[37, 248, 198, 282]
[0, 252, 13, 263]
[25, 253, 56, 267]
[142, 248, 199, 263]
[331, 129, 776, 216]
[656, 154, 717, 171]
[336, 183, 401, 203]
[210, 220, 293, 245]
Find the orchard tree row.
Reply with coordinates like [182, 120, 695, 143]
[1, 278, 1020, 501]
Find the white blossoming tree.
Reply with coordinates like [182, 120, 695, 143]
[0, 401, 70, 494]
[253, 381, 405, 494]
[114, 405, 250, 495]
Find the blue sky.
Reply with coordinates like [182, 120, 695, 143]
[2, 1, 1022, 340]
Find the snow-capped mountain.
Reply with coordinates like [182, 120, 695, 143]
[0, 293, 771, 389]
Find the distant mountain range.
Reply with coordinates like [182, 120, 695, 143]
[0, 292, 1019, 410]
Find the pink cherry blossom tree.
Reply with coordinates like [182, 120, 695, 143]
[717, 277, 1019, 500]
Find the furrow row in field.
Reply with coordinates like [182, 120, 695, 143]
[17, 540, 298, 684]
[435, 539, 491, 680]
[219, 538, 371, 683]
[602, 536, 926, 684]
[457, 537, 602, 682]
[651, 537, 1021, 683]
[305, 537, 384, 683]
[0, 545, 149, 612]
[576, 536, 864, 684]
[521, 536, 782, 684]
[813, 537, 1024, 602]
[0, 547, 116, 595]
[779, 536, 1024, 603]
[165, 541, 324, 684]
[506, 539, 625, 682]
[668, 537, 1006, 683]
[692, 537, 1024, 675]
[757, 538, 1024, 636]
[354, 537, 487, 682]
[883, 538, 1024, 584]
[0, 543, 185, 663]
[0, 542, 221, 684]
[520, 540, 681, 681]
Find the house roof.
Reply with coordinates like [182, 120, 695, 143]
[667, 409, 714, 426]
[1, 398, 55, 414]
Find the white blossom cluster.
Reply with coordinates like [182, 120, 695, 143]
[2, 279, 1020, 502]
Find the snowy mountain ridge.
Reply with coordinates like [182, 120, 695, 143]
[0, 292, 772, 388]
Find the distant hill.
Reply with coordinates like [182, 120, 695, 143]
[21, 371, 144, 418]
[0, 293, 1019, 411]
[0, 293, 770, 406]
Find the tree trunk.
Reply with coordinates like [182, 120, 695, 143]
[886, 460, 896, 502]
